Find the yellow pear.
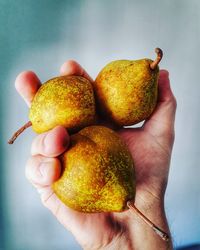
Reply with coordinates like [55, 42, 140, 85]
[94, 48, 163, 126]
[53, 125, 135, 212]
[8, 75, 96, 143]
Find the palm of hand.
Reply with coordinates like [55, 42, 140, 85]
[120, 125, 172, 201]
[45, 125, 174, 249]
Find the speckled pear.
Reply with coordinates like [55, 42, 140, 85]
[94, 48, 163, 126]
[52, 126, 135, 212]
[8, 75, 96, 144]
[29, 75, 96, 133]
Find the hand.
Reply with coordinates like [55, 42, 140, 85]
[119, 69, 177, 205]
[15, 61, 176, 250]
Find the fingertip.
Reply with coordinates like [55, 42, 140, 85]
[15, 71, 41, 106]
[159, 69, 169, 78]
[31, 126, 70, 157]
[60, 60, 93, 82]
[60, 60, 81, 76]
[158, 69, 176, 105]
[158, 69, 170, 89]
[15, 70, 41, 92]
[44, 126, 69, 157]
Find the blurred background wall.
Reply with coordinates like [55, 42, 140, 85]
[0, 0, 200, 249]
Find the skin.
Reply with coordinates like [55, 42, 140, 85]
[15, 60, 176, 250]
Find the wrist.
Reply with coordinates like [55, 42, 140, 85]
[92, 200, 171, 250]
[98, 232, 133, 250]
[126, 194, 173, 250]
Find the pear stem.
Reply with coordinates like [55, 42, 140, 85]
[150, 48, 163, 70]
[8, 121, 32, 144]
[127, 201, 169, 242]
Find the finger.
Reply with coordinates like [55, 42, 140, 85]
[155, 69, 177, 121]
[15, 71, 41, 107]
[60, 60, 93, 82]
[25, 155, 61, 187]
[145, 69, 177, 123]
[157, 70, 176, 103]
[31, 126, 69, 157]
[26, 155, 86, 234]
[143, 70, 177, 145]
[150, 69, 177, 125]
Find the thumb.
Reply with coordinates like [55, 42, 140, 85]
[31, 126, 70, 157]
[157, 70, 176, 103]
[143, 70, 177, 146]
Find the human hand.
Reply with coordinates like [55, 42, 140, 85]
[119, 69, 177, 205]
[15, 61, 176, 250]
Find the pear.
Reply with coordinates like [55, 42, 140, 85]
[53, 125, 135, 212]
[8, 75, 96, 144]
[94, 48, 163, 126]
[53, 125, 169, 241]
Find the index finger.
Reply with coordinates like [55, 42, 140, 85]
[60, 60, 94, 82]
[15, 71, 41, 107]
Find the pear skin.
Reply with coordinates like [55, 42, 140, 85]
[29, 75, 96, 133]
[52, 126, 135, 212]
[94, 48, 162, 126]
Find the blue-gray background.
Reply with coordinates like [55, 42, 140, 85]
[1, 0, 200, 249]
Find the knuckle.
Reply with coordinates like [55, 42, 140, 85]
[25, 155, 43, 183]
[31, 133, 46, 156]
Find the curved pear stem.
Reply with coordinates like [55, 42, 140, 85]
[127, 201, 169, 242]
[8, 121, 32, 144]
[150, 48, 163, 70]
